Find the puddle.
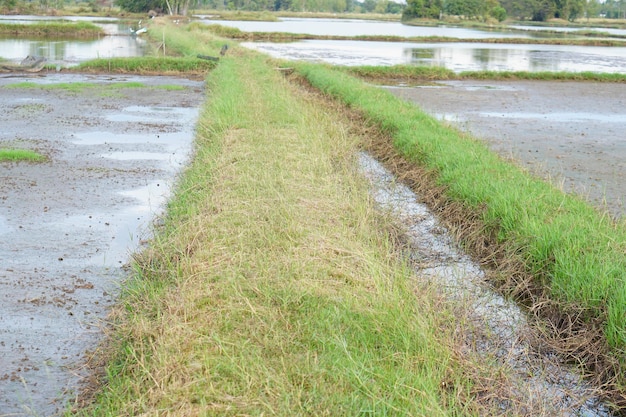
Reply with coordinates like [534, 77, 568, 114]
[432, 113, 466, 123]
[358, 152, 612, 416]
[100, 151, 178, 161]
[105, 106, 198, 124]
[72, 130, 190, 146]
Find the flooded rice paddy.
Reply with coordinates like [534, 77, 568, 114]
[0, 16, 147, 67]
[196, 16, 538, 38]
[243, 39, 626, 72]
[0, 73, 204, 415]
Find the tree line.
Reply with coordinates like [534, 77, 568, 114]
[0, 0, 620, 22]
[402, 0, 611, 21]
[113, 0, 403, 14]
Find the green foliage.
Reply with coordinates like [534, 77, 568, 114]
[198, 0, 397, 13]
[115, 0, 164, 13]
[402, 0, 442, 19]
[490, 5, 506, 20]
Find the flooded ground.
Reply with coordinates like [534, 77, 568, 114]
[244, 39, 626, 72]
[196, 16, 538, 38]
[381, 80, 626, 219]
[0, 17, 147, 67]
[0, 73, 204, 415]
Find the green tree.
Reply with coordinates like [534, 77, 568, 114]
[490, 4, 506, 19]
[116, 0, 164, 13]
[363, 0, 376, 11]
[402, 0, 442, 19]
[584, 0, 601, 19]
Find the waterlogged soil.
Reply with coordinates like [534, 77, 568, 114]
[0, 73, 204, 415]
[382, 80, 626, 219]
[359, 152, 611, 416]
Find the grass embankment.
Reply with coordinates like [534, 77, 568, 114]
[341, 64, 626, 83]
[74, 43, 481, 415]
[74, 56, 217, 76]
[2, 80, 186, 94]
[294, 62, 626, 401]
[0, 21, 103, 38]
[202, 22, 626, 46]
[0, 148, 45, 162]
[72, 20, 226, 75]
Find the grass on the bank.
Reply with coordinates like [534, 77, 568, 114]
[340, 64, 626, 83]
[295, 62, 626, 354]
[1, 80, 184, 93]
[0, 21, 103, 38]
[74, 45, 478, 416]
[0, 148, 45, 162]
[74, 56, 218, 75]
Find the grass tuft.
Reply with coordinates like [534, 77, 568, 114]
[0, 148, 46, 162]
[0, 21, 103, 38]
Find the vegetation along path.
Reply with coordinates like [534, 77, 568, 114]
[70, 23, 626, 415]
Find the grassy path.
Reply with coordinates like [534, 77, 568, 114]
[74, 47, 479, 415]
[72, 21, 626, 414]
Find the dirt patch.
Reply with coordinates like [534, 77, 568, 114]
[382, 80, 626, 220]
[0, 73, 204, 415]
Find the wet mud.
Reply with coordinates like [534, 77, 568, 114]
[360, 152, 612, 416]
[0, 73, 204, 415]
[382, 80, 626, 219]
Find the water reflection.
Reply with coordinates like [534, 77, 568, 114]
[0, 17, 146, 66]
[244, 39, 626, 72]
[197, 16, 538, 39]
[0, 36, 147, 66]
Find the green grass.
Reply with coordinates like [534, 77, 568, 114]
[294, 62, 626, 366]
[2, 80, 185, 93]
[0, 148, 46, 162]
[0, 21, 103, 38]
[72, 38, 481, 417]
[74, 56, 218, 75]
[339, 64, 626, 83]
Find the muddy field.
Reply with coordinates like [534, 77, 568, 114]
[383, 80, 626, 219]
[0, 73, 204, 415]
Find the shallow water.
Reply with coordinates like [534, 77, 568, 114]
[358, 151, 612, 416]
[0, 74, 204, 415]
[0, 16, 147, 66]
[243, 39, 626, 72]
[196, 16, 536, 38]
